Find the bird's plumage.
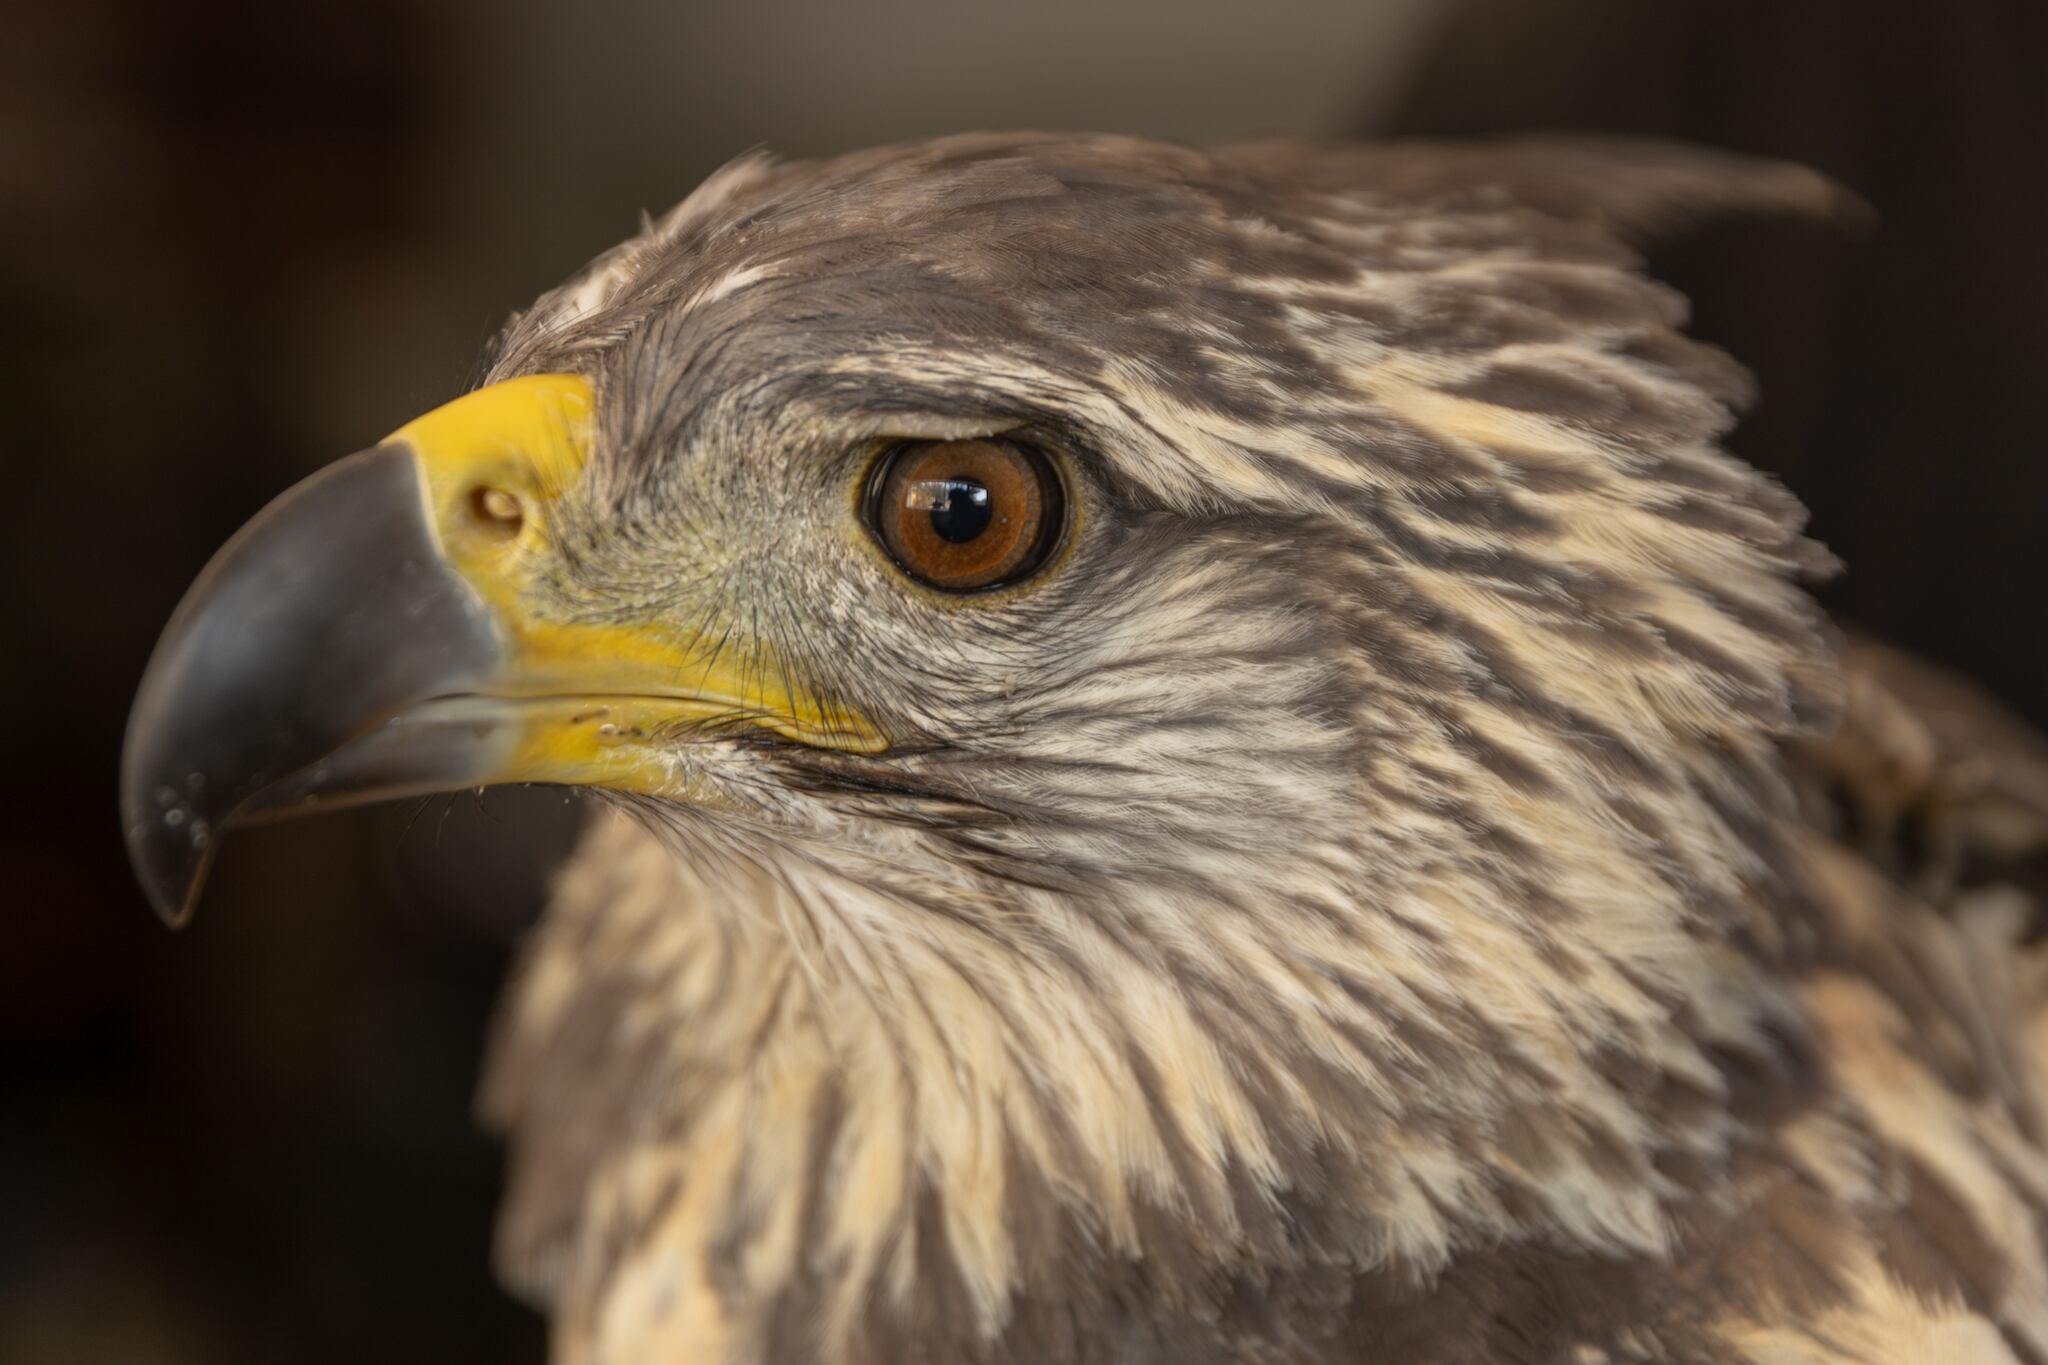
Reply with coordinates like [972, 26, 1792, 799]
[183, 132, 2048, 1362]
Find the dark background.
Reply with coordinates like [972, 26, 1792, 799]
[3, 2, 2042, 1360]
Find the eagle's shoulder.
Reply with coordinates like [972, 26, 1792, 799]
[1794, 635, 2048, 929]
[1726, 634, 2048, 1364]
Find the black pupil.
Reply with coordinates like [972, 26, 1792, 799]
[928, 478, 993, 543]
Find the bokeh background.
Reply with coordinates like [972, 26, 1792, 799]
[4, 1, 2043, 1360]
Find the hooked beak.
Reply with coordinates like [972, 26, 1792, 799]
[120, 374, 882, 927]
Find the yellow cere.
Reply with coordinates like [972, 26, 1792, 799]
[386, 375, 886, 793]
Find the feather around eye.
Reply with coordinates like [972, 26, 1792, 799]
[866, 438, 1065, 592]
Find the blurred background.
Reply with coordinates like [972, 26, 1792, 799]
[2, 1, 2042, 1360]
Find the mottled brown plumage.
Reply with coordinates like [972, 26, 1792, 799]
[371, 135, 2048, 1361]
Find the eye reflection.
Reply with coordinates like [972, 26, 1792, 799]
[911, 478, 995, 544]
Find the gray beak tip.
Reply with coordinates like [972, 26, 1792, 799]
[121, 780, 215, 929]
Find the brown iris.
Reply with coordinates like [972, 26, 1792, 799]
[866, 439, 1065, 591]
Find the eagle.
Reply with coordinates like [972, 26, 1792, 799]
[121, 133, 2048, 1364]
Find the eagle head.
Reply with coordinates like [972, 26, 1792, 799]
[122, 133, 1848, 1363]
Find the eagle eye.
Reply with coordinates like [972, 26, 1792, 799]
[865, 439, 1065, 592]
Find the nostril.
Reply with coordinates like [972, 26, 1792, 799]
[467, 486, 525, 540]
